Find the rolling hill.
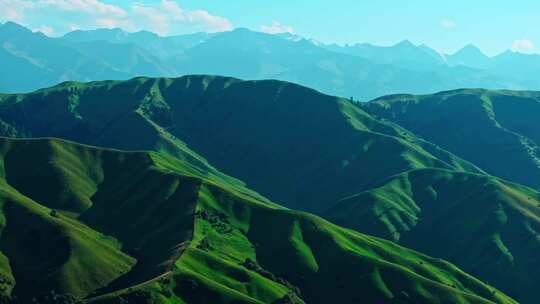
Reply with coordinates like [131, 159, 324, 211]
[363, 89, 540, 190]
[0, 137, 514, 304]
[0, 75, 482, 213]
[1, 77, 540, 302]
[325, 168, 540, 303]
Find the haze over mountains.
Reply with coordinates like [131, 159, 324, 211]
[2, 21, 540, 98]
[0, 75, 539, 303]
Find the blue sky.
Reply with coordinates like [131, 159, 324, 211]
[0, 0, 538, 55]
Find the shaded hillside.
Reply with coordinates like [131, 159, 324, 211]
[0, 137, 513, 304]
[0, 76, 481, 212]
[326, 168, 540, 303]
[364, 89, 540, 190]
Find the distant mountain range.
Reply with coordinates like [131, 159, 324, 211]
[1, 76, 540, 303]
[2, 21, 540, 98]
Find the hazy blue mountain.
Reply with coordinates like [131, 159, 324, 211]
[1, 22, 538, 98]
[447, 44, 491, 69]
[165, 28, 513, 99]
[488, 51, 540, 87]
[64, 40, 175, 76]
[324, 40, 447, 69]
[0, 22, 127, 92]
[61, 27, 134, 43]
[447, 46, 540, 88]
[62, 28, 214, 59]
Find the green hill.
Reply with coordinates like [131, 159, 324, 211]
[0, 75, 481, 212]
[2, 77, 540, 303]
[0, 137, 515, 304]
[326, 168, 540, 303]
[363, 89, 540, 190]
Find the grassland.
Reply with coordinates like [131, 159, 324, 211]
[1, 77, 540, 302]
[364, 89, 540, 190]
[0, 137, 516, 304]
[0, 75, 482, 213]
[325, 168, 540, 303]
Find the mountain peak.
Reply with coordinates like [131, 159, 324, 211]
[0, 21, 32, 34]
[132, 29, 159, 38]
[62, 27, 130, 42]
[226, 27, 261, 37]
[446, 43, 490, 67]
[394, 39, 416, 48]
[454, 44, 486, 57]
[232, 27, 253, 33]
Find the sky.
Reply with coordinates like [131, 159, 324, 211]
[0, 0, 539, 56]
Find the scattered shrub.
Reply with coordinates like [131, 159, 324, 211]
[196, 238, 213, 251]
[241, 259, 302, 298]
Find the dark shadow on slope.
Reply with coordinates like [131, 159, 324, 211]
[81, 167, 200, 297]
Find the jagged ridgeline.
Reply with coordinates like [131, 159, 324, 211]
[0, 137, 514, 304]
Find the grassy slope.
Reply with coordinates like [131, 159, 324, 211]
[326, 168, 540, 303]
[0, 179, 136, 300]
[0, 76, 481, 213]
[0, 137, 516, 304]
[0, 137, 201, 301]
[0, 79, 245, 192]
[99, 180, 515, 304]
[363, 89, 540, 190]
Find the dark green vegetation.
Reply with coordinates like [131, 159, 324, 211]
[364, 89, 540, 190]
[0, 137, 515, 304]
[1, 77, 539, 303]
[0, 75, 482, 213]
[3, 22, 539, 99]
[326, 168, 540, 303]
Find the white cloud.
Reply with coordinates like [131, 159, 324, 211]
[187, 9, 233, 32]
[260, 21, 294, 34]
[131, 3, 172, 34]
[42, 0, 126, 17]
[0, 0, 34, 23]
[512, 39, 535, 53]
[95, 18, 121, 28]
[0, 0, 232, 36]
[440, 19, 456, 29]
[129, 1, 232, 35]
[35, 25, 54, 36]
[68, 23, 81, 31]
